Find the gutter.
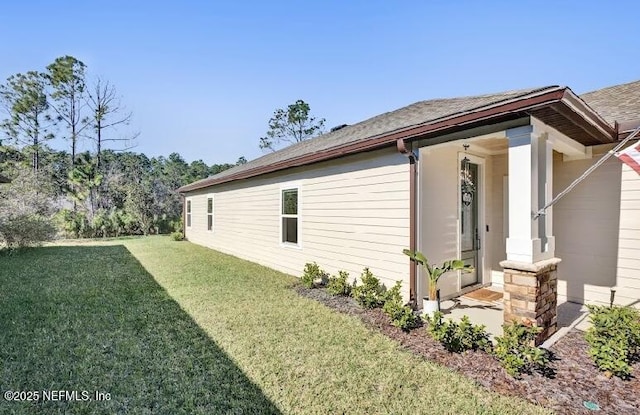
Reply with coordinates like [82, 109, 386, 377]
[396, 138, 417, 306]
[616, 119, 640, 139]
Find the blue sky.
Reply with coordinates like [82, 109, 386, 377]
[1, 1, 638, 165]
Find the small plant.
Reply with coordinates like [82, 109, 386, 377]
[382, 281, 420, 331]
[326, 270, 353, 296]
[403, 249, 472, 301]
[300, 262, 328, 289]
[352, 268, 386, 308]
[585, 304, 640, 379]
[424, 312, 490, 353]
[493, 320, 549, 377]
[170, 231, 184, 241]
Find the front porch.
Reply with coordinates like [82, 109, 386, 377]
[414, 116, 599, 344]
[440, 286, 591, 345]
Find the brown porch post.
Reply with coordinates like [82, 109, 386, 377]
[397, 138, 417, 306]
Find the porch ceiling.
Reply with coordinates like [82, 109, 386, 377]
[527, 97, 614, 146]
[471, 136, 507, 154]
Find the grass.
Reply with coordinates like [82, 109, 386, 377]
[0, 237, 551, 414]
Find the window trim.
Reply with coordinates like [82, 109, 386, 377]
[206, 194, 214, 233]
[186, 198, 192, 228]
[279, 182, 301, 249]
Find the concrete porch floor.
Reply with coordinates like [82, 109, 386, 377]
[438, 286, 591, 346]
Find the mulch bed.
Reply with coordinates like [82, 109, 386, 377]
[295, 286, 640, 414]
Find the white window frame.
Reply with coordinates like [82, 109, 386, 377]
[279, 182, 301, 248]
[206, 194, 214, 233]
[186, 198, 192, 228]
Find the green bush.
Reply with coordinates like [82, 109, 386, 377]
[585, 304, 640, 379]
[0, 214, 57, 249]
[326, 270, 353, 296]
[493, 321, 549, 377]
[92, 209, 114, 238]
[300, 262, 328, 289]
[425, 312, 490, 353]
[170, 231, 184, 241]
[57, 208, 91, 238]
[382, 281, 420, 331]
[352, 268, 386, 309]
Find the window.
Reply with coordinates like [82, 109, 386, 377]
[281, 188, 299, 245]
[186, 199, 192, 227]
[207, 196, 214, 232]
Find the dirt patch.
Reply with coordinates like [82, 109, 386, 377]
[295, 285, 640, 414]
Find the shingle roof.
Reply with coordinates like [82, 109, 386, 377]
[180, 86, 561, 191]
[0, 174, 10, 184]
[580, 80, 640, 125]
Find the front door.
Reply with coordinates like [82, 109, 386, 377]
[460, 160, 480, 287]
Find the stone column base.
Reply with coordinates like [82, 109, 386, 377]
[500, 258, 561, 346]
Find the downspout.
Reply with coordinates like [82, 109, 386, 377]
[396, 138, 417, 306]
[180, 193, 186, 239]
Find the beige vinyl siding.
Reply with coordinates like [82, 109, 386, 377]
[419, 145, 459, 299]
[554, 144, 640, 306]
[184, 148, 411, 298]
[617, 163, 640, 305]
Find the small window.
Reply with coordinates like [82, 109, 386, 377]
[207, 196, 213, 232]
[186, 199, 192, 228]
[281, 188, 298, 245]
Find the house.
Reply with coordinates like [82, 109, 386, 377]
[179, 80, 640, 344]
[0, 174, 10, 183]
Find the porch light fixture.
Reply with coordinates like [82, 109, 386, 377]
[461, 144, 475, 206]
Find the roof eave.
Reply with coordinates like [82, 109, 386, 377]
[179, 87, 614, 193]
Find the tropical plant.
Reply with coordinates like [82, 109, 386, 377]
[403, 249, 472, 301]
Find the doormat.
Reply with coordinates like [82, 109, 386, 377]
[462, 288, 503, 303]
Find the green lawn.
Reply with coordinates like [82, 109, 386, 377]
[0, 237, 551, 414]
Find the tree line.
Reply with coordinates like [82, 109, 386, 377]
[0, 56, 242, 247]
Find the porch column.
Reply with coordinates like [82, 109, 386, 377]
[501, 125, 559, 345]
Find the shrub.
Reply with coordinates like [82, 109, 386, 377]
[424, 312, 490, 353]
[92, 209, 114, 238]
[0, 214, 57, 249]
[585, 304, 640, 379]
[326, 270, 353, 296]
[300, 262, 328, 289]
[493, 320, 549, 377]
[0, 167, 56, 248]
[382, 281, 420, 331]
[170, 231, 184, 241]
[352, 268, 386, 309]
